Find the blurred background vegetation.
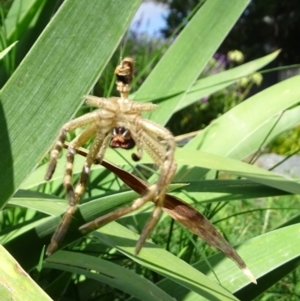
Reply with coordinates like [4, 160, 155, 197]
[1, 0, 300, 300]
[152, 0, 300, 151]
[3, 0, 299, 149]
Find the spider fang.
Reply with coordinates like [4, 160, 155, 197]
[110, 127, 136, 150]
[45, 57, 177, 256]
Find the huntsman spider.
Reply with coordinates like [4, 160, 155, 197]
[45, 58, 177, 255]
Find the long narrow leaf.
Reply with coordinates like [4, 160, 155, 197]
[134, 0, 250, 125]
[0, 0, 142, 206]
[176, 50, 280, 112]
[0, 41, 18, 59]
[3, 0, 47, 42]
[44, 251, 175, 301]
[0, 245, 52, 301]
[93, 223, 240, 301]
[128, 224, 300, 301]
[175, 148, 300, 194]
[185, 75, 300, 159]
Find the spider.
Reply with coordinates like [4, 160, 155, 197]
[45, 57, 177, 256]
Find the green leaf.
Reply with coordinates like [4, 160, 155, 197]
[128, 224, 300, 301]
[2, 0, 48, 42]
[93, 222, 240, 301]
[0, 245, 51, 301]
[9, 190, 65, 215]
[134, 0, 250, 125]
[185, 76, 300, 159]
[0, 0, 142, 206]
[4, 196, 241, 300]
[0, 41, 18, 59]
[174, 148, 300, 194]
[172, 179, 289, 205]
[6, 188, 300, 300]
[175, 50, 280, 112]
[4, 189, 138, 270]
[44, 251, 175, 301]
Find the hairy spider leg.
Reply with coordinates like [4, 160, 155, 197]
[45, 112, 100, 181]
[84, 95, 157, 112]
[133, 118, 177, 253]
[80, 118, 176, 255]
[45, 110, 113, 255]
[46, 128, 112, 255]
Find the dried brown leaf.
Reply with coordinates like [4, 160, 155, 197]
[75, 147, 256, 284]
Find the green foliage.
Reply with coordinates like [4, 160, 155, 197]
[1, 0, 300, 300]
[168, 51, 264, 135]
[160, 0, 300, 65]
[268, 125, 300, 155]
[0, 245, 51, 301]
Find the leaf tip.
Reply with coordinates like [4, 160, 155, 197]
[242, 267, 257, 284]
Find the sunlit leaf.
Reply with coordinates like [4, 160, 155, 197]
[0, 0, 142, 206]
[44, 251, 175, 301]
[176, 50, 280, 112]
[0, 41, 18, 59]
[134, 0, 251, 125]
[185, 76, 300, 159]
[0, 245, 51, 301]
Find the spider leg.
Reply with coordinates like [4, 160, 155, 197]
[64, 124, 98, 204]
[46, 124, 97, 255]
[80, 120, 176, 255]
[129, 120, 176, 254]
[131, 126, 143, 162]
[84, 95, 157, 112]
[138, 118, 177, 190]
[46, 126, 111, 255]
[79, 184, 157, 236]
[84, 96, 119, 111]
[74, 131, 112, 199]
[45, 111, 101, 181]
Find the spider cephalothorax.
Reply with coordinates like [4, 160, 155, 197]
[45, 57, 177, 255]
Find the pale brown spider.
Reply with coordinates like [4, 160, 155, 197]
[45, 58, 177, 256]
